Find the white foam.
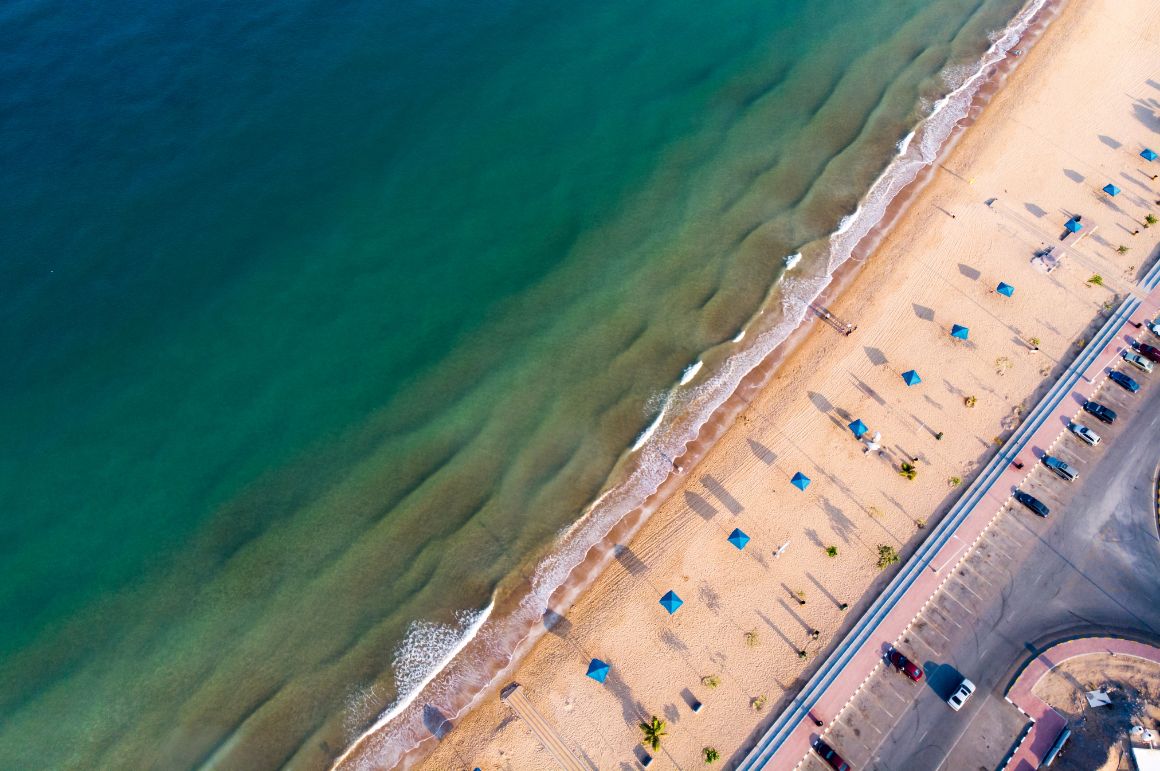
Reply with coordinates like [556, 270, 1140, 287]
[783, 252, 802, 270]
[679, 360, 704, 385]
[731, 329, 746, 343]
[896, 130, 915, 155]
[630, 396, 669, 452]
[333, 601, 493, 770]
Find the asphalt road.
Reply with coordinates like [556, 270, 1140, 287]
[813, 365, 1160, 771]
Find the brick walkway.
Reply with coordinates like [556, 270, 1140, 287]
[738, 271, 1160, 769]
[1003, 638, 1160, 771]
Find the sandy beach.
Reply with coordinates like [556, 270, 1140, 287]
[352, 0, 1160, 767]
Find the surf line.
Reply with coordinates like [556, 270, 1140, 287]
[331, 598, 495, 770]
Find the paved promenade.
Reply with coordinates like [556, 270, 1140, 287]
[738, 262, 1160, 770]
[1003, 638, 1160, 771]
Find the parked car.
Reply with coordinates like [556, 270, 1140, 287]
[1042, 455, 1078, 482]
[1146, 319, 1160, 337]
[1135, 343, 1160, 363]
[947, 678, 976, 711]
[811, 738, 851, 771]
[1108, 371, 1140, 393]
[1122, 352, 1154, 373]
[1068, 422, 1101, 446]
[887, 649, 924, 682]
[1082, 401, 1117, 424]
[1014, 491, 1050, 517]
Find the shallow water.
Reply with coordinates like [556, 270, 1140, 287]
[0, 0, 1026, 766]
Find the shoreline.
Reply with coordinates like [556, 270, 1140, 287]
[334, 1, 1075, 767]
[404, 0, 1160, 760]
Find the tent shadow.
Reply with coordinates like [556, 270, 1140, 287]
[912, 303, 935, 321]
[747, 439, 776, 465]
[685, 491, 718, 520]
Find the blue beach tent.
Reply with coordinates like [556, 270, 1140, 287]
[727, 528, 750, 550]
[659, 590, 684, 615]
[996, 282, 1015, 297]
[791, 472, 811, 491]
[848, 419, 868, 438]
[901, 369, 922, 386]
[1065, 218, 1083, 233]
[950, 324, 970, 340]
[1142, 148, 1158, 162]
[1102, 183, 1120, 197]
[586, 659, 610, 683]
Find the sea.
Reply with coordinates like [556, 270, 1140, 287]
[0, 0, 1043, 767]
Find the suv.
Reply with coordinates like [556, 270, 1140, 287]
[811, 738, 851, 771]
[1108, 371, 1139, 393]
[947, 678, 976, 711]
[1136, 343, 1160, 363]
[1042, 455, 1078, 482]
[887, 649, 924, 682]
[1123, 352, 1154, 373]
[1068, 422, 1101, 446]
[1014, 491, 1050, 517]
[1082, 401, 1117, 424]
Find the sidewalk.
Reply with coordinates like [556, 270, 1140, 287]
[738, 267, 1160, 770]
[1003, 638, 1160, 771]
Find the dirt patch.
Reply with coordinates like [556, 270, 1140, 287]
[1032, 653, 1160, 771]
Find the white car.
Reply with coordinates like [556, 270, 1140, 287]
[1123, 352, 1154, 373]
[1147, 319, 1160, 337]
[947, 678, 976, 711]
[1068, 422, 1101, 446]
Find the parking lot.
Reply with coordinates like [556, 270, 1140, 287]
[804, 353, 1151, 771]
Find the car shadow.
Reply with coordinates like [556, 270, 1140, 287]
[923, 662, 962, 700]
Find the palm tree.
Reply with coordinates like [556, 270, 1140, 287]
[640, 716, 667, 751]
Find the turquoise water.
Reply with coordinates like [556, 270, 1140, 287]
[0, 0, 1028, 767]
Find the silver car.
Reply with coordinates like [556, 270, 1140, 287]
[1068, 422, 1100, 446]
[1123, 352, 1154, 373]
[947, 678, 976, 711]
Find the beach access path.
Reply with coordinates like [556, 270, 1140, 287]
[739, 261, 1160, 770]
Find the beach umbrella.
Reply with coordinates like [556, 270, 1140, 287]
[727, 528, 750, 550]
[659, 590, 684, 615]
[1102, 183, 1120, 197]
[996, 282, 1015, 297]
[848, 419, 869, 438]
[791, 472, 811, 491]
[1065, 218, 1083, 233]
[950, 324, 970, 340]
[1142, 148, 1158, 162]
[586, 659, 610, 683]
[901, 369, 922, 386]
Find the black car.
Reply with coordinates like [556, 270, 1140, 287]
[1082, 400, 1117, 424]
[1014, 491, 1050, 517]
[1108, 371, 1139, 393]
[811, 738, 851, 771]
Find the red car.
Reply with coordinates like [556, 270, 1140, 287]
[811, 737, 851, 770]
[887, 649, 924, 682]
[1136, 343, 1160, 363]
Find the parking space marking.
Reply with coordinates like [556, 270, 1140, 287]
[957, 560, 997, 589]
[938, 588, 974, 616]
[927, 603, 963, 629]
[912, 619, 950, 646]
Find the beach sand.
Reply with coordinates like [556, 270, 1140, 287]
[365, 0, 1160, 767]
